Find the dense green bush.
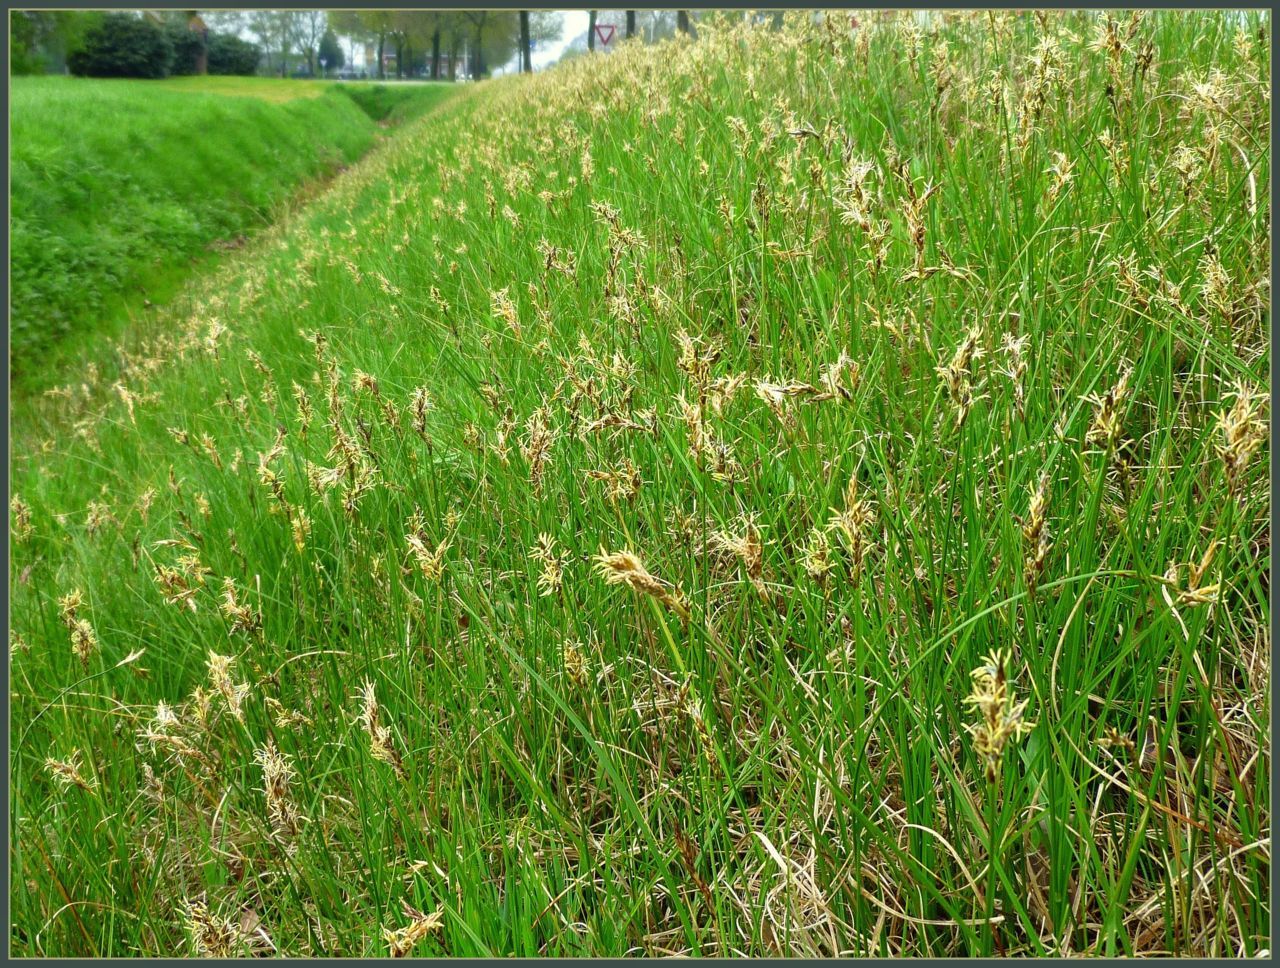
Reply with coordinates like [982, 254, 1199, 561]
[165, 21, 205, 76]
[10, 11, 49, 74]
[67, 13, 173, 79]
[318, 29, 344, 72]
[11, 11, 104, 74]
[207, 33, 260, 75]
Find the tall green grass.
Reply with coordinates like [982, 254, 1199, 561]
[9, 11, 1269, 958]
[9, 77, 451, 381]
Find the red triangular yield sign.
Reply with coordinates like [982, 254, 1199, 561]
[595, 23, 616, 46]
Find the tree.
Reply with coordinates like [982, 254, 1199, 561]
[67, 12, 174, 78]
[201, 11, 244, 33]
[295, 10, 327, 75]
[326, 11, 369, 74]
[244, 10, 288, 75]
[240, 10, 307, 76]
[207, 33, 260, 75]
[404, 12, 462, 81]
[519, 11, 532, 72]
[447, 25, 461, 80]
[10, 11, 58, 73]
[388, 15, 408, 77]
[461, 10, 491, 78]
[357, 10, 394, 79]
[276, 11, 303, 75]
[639, 11, 679, 41]
[389, 12, 437, 79]
[11, 11, 103, 74]
[165, 20, 203, 75]
[160, 12, 206, 76]
[588, 10, 597, 52]
[318, 29, 343, 74]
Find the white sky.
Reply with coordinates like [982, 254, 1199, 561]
[538, 10, 589, 68]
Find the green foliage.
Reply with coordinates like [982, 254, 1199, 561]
[206, 32, 262, 75]
[67, 12, 174, 79]
[9, 11, 48, 74]
[164, 20, 205, 76]
[10, 10, 104, 74]
[9, 11, 1270, 959]
[319, 29, 344, 72]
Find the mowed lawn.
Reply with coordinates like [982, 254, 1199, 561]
[9, 11, 1269, 959]
[153, 76, 456, 103]
[153, 74, 336, 102]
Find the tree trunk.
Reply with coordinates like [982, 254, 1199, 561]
[473, 26, 484, 77]
[626, 11, 636, 39]
[588, 10, 597, 51]
[677, 11, 690, 34]
[431, 28, 441, 79]
[190, 15, 208, 74]
[448, 38, 458, 80]
[377, 31, 385, 79]
[395, 39, 404, 78]
[520, 11, 532, 73]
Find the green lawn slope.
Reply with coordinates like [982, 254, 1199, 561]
[9, 12, 1269, 958]
[9, 76, 451, 380]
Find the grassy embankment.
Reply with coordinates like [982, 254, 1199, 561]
[9, 75, 454, 384]
[9, 11, 1270, 958]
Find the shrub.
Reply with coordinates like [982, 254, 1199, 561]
[10, 11, 104, 75]
[10, 12, 48, 75]
[67, 13, 172, 79]
[206, 33, 261, 76]
[318, 29, 344, 72]
[165, 21, 205, 76]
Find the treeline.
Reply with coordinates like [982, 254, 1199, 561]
[11, 10, 565, 81]
[11, 11, 259, 77]
[189, 11, 562, 80]
[12, 9, 731, 81]
[311, 12, 561, 80]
